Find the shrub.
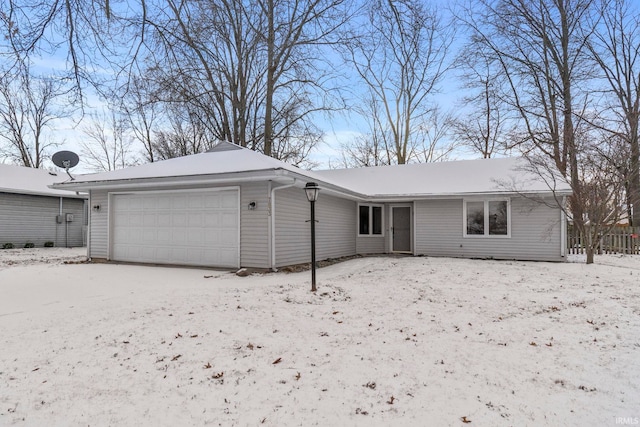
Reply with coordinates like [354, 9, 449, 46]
[24, 242, 35, 248]
[2, 242, 15, 249]
[44, 241, 55, 248]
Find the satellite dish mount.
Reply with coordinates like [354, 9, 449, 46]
[52, 151, 80, 181]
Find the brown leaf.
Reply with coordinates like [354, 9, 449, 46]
[461, 416, 472, 423]
[295, 372, 301, 381]
[386, 396, 395, 405]
[272, 357, 282, 365]
[204, 362, 212, 369]
[212, 372, 224, 379]
[529, 342, 537, 346]
[171, 354, 182, 361]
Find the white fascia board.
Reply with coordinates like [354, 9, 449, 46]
[361, 189, 572, 203]
[2, 187, 87, 199]
[50, 169, 294, 191]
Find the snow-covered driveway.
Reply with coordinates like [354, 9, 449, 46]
[1, 249, 639, 426]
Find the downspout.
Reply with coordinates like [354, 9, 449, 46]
[270, 178, 297, 271]
[561, 196, 567, 258]
[58, 197, 63, 247]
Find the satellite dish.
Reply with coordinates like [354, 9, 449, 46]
[52, 150, 80, 180]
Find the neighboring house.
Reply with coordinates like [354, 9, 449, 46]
[52, 142, 572, 268]
[0, 164, 87, 248]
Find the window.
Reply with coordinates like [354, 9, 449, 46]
[464, 199, 510, 237]
[359, 205, 383, 236]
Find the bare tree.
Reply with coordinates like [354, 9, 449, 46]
[344, 0, 454, 164]
[3, 1, 350, 164]
[151, 104, 214, 160]
[413, 107, 458, 163]
[0, 64, 66, 167]
[588, 0, 640, 226]
[452, 43, 514, 158]
[80, 110, 136, 171]
[122, 0, 349, 162]
[120, 75, 160, 163]
[461, 0, 620, 263]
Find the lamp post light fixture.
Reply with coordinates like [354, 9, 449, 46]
[304, 182, 320, 292]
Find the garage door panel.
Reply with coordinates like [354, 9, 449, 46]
[204, 229, 220, 242]
[157, 198, 172, 209]
[143, 197, 157, 209]
[157, 229, 171, 243]
[186, 228, 204, 244]
[188, 213, 203, 227]
[111, 190, 239, 267]
[205, 213, 221, 226]
[221, 193, 237, 208]
[129, 213, 143, 226]
[188, 195, 204, 209]
[171, 195, 187, 209]
[221, 212, 238, 227]
[128, 198, 143, 210]
[220, 229, 237, 243]
[143, 213, 156, 226]
[172, 213, 187, 226]
[204, 194, 220, 208]
[171, 230, 187, 244]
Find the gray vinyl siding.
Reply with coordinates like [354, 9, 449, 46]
[88, 183, 271, 267]
[274, 187, 356, 267]
[240, 182, 270, 268]
[89, 190, 109, 259]
[0, 192, 85, 248]
[356, 236, 385, 254]
[415, 197, 564, 262]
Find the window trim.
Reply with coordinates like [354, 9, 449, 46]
[463, 198, 511, 238]
[357, 203, 385, 237]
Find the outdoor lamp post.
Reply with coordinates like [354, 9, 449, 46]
[304, 182, 320, 292]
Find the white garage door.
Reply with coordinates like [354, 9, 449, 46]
[111, 189, 239, 267]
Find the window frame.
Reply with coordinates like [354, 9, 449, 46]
[462, 198, 511, 238]
[357, 203, 385, 237]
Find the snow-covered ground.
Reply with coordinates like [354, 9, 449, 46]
[1, 249, 638, 426]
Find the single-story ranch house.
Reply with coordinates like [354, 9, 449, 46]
[1, 164, 87, 248]
[52, 142, 572, 269]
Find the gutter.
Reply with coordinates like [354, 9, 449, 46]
[51, 172, 293, 192]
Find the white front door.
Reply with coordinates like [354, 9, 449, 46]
[111, 189, 239, 267]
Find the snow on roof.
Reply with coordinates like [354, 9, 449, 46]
[66, 143, 304, 183]
[56, 142, 346, 190]
[54, 142, 570, 198]
[314, 157, 572, 197]
[0, 164, 86, 198]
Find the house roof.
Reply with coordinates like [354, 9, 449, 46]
[314, 157, 572, 197]
[51, 142, 571, 199]
[0, 164, 86, 199]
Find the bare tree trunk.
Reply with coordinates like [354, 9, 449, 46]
[263, 0, 275, 157]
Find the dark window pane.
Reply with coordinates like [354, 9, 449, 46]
[372, 206, 382, 235]
[359, 205, 369, 235]
[489, 201, 508, 235]
[466, 202, 485, 235]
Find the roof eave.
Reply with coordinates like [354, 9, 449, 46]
[361, 189, 573, 202]
[2, 188, 87, 199]
[50, 168, 297, 191]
